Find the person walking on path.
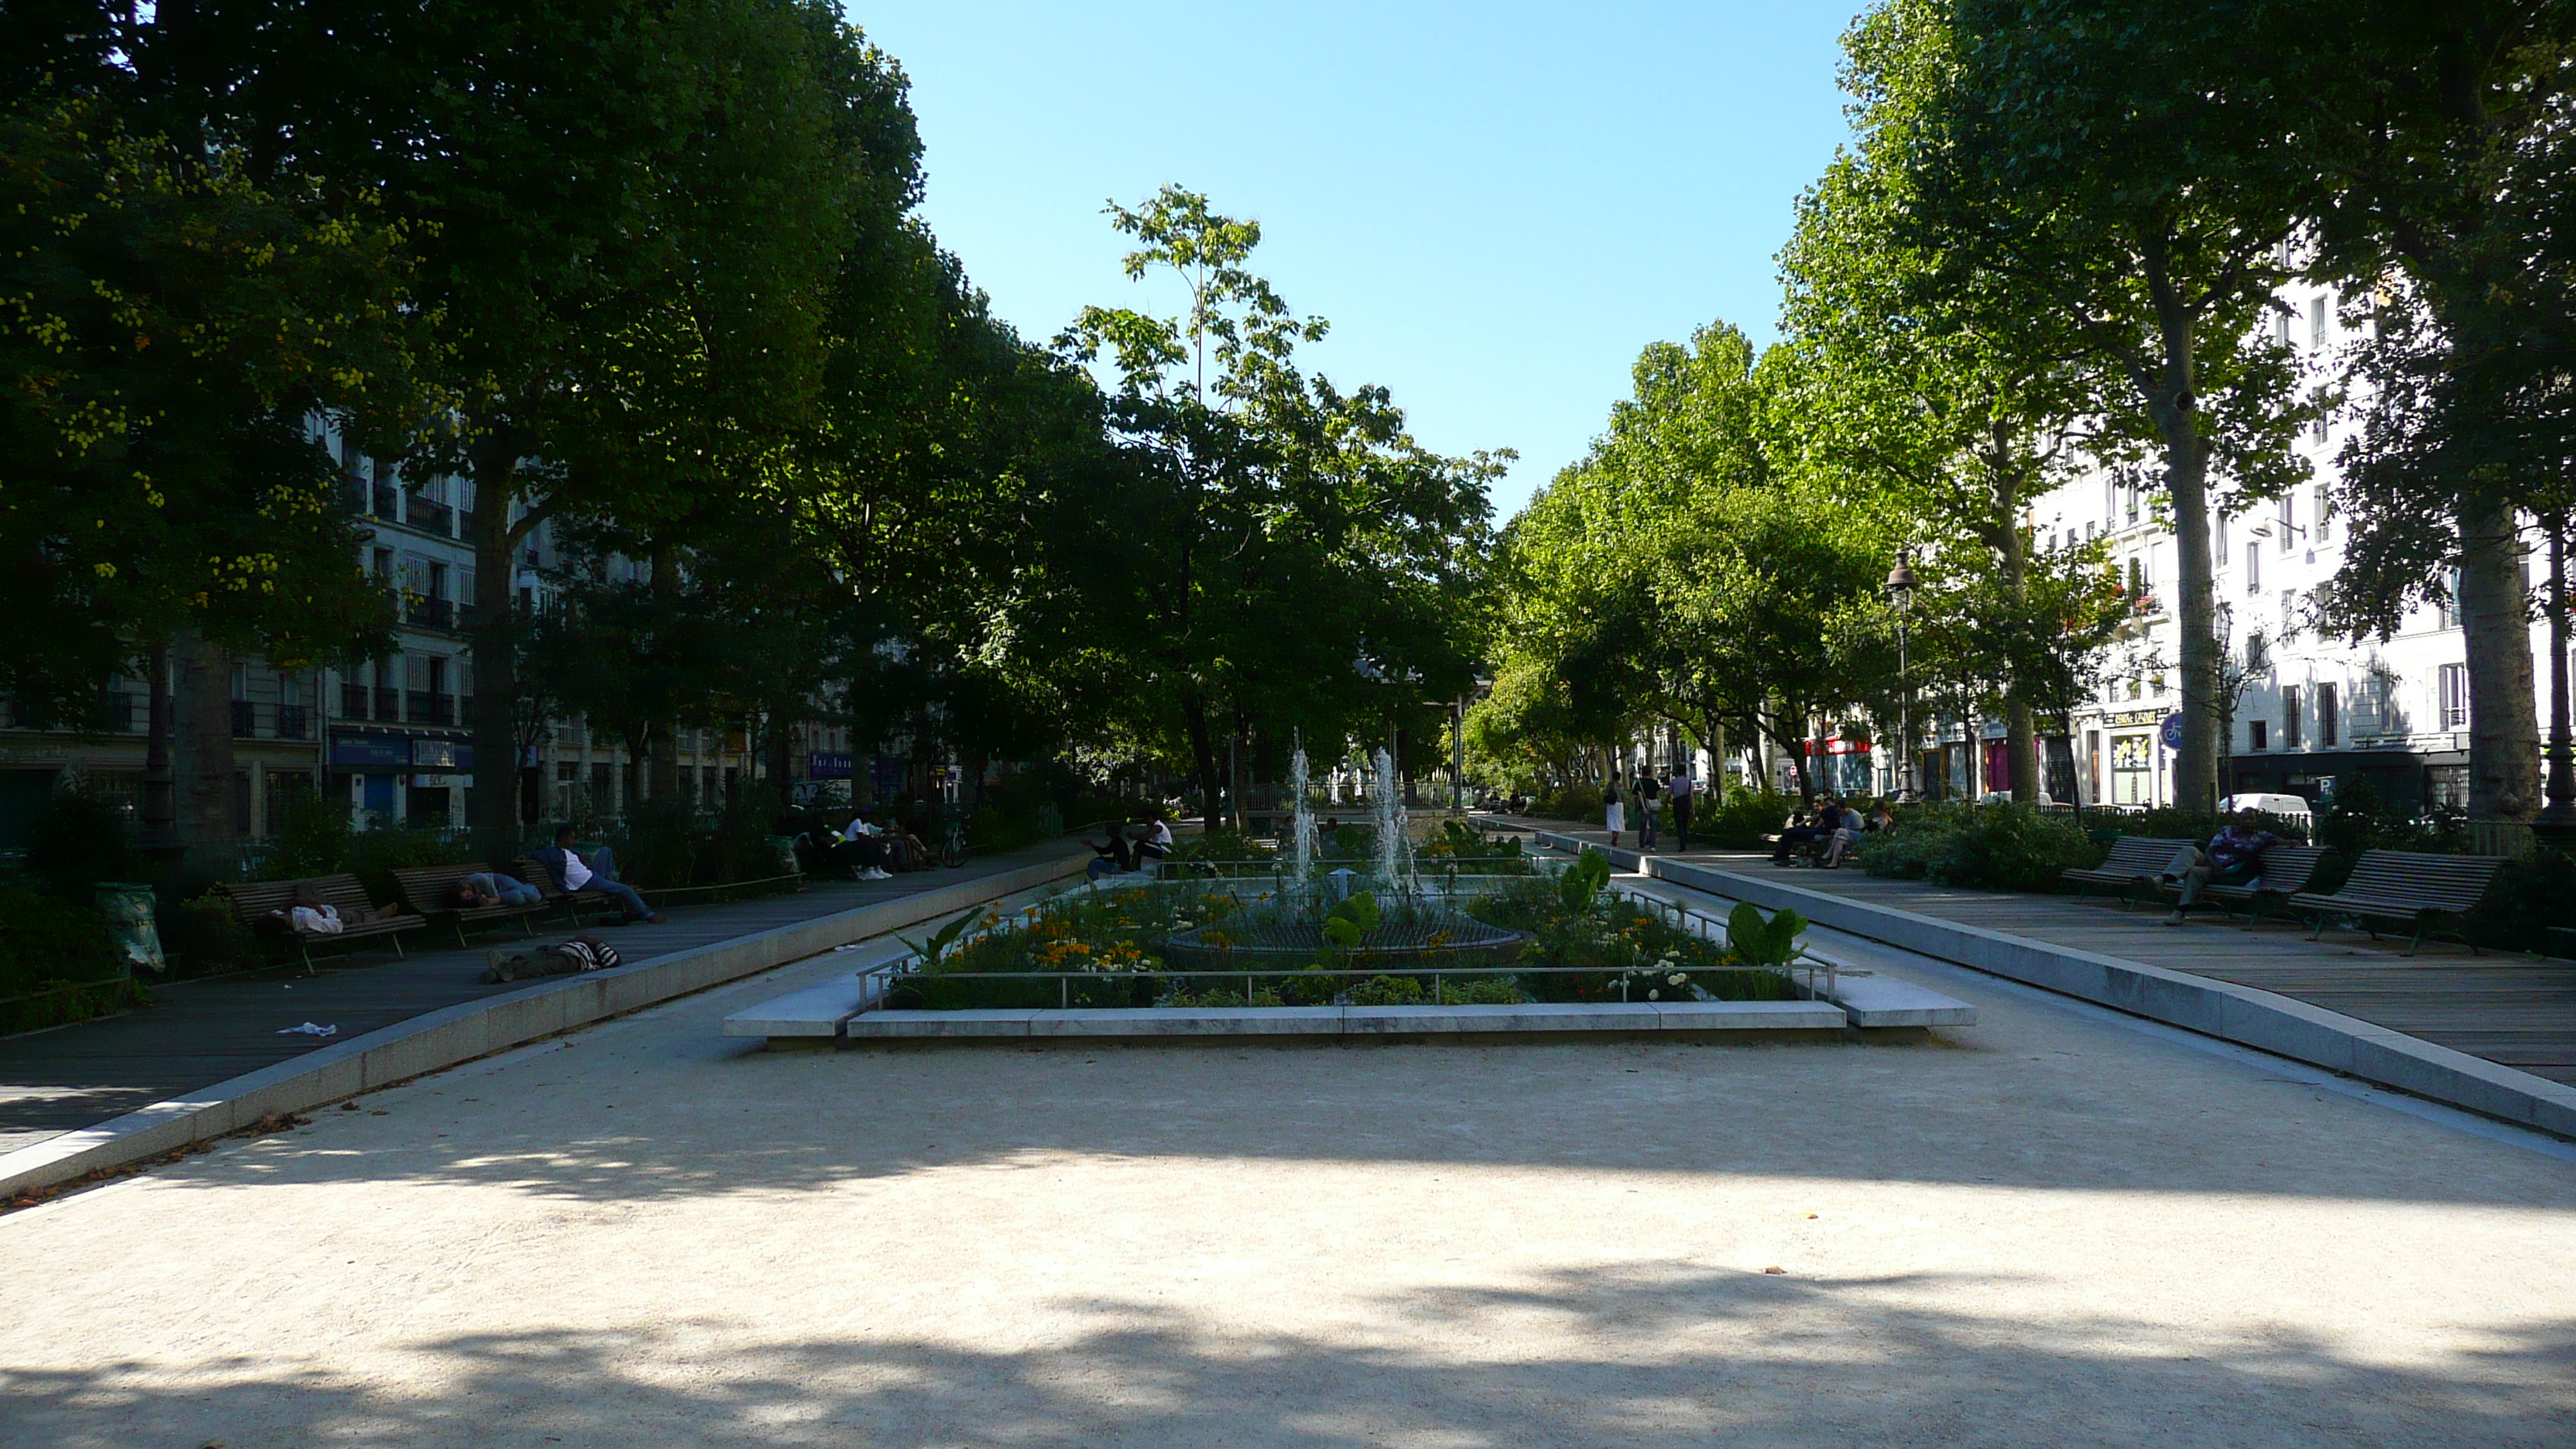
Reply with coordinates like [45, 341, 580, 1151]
[1635, 771, 1660, 851]
[1667, 769, 1695, 851]
[1603, 779, 1625, 847]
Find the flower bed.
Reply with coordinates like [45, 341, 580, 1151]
[883, 858, 1802, 1011]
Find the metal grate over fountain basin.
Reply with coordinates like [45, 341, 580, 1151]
[1160, 911, 1530, 971]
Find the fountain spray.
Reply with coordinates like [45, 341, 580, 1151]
[1290, 739, 1317, 885]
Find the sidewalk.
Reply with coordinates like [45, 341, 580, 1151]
[1509, 817, 2576, 1092]
[0, 841, 1085, 1158]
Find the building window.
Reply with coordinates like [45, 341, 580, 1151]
[2315, 487, 2332, 542]
[2249, 719, 2268, 752]
[2126, 486, 2139, 525]
[2245, 543, 2260, 594]
[2428, 764, 2469, 809]
[2317, 682, 2338, 748]
[2283, 686, 2303, 749]
[2439, 663, 2468, 729]
[2215, 512, 2228, 560]
[2440, 569, 2463, 629]
[2245, 630, 2268, 671]
[2310, 294, 2330, 349]
[2277, 494, 2295, 553]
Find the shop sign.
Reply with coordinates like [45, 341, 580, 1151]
[412, 738, 458, 769]
[2104, 708, 2163, 728]
[331, 732, 409, 769]
[807, 751, 853, 779]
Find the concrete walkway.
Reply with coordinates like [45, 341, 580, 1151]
[0, 842, 1084, 1156]
[1, 882, 2569, 1447]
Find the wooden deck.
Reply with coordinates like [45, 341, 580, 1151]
[1503, 819, 2576, 1089]
[0, 842, 1083, 1155]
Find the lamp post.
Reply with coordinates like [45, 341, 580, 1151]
[1887, 557, 1917, 800]
[2538, 521, 2574, 850]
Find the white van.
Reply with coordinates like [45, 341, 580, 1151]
[2221, 792, 2314, 827]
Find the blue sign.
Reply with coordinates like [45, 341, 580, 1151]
[807, 752, 853, 779]
[331, 732, 409, 769]
[2160, 713, 2186, 749]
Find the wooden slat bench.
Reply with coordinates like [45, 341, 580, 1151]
[514, 856, 618, 927]
[218, 873, 426, 973]
[2060, 837, 2194, 908]
[389, 863, 550, 947]
[2290, 849, 2511, 956]
[2154, 843, 2328, 929]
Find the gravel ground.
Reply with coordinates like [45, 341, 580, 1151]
[2, 923, 2571, 1448]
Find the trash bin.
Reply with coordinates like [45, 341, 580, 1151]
[92, 882, 166, 975]
[766, 835, 802, 879]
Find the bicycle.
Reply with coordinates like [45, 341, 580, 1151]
[940, 812, 968, 869]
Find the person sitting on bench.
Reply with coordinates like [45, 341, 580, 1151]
[447, 871, 542, 909]
[834, 811, 897, 879]
[1088, 824, 1137, 881]
[532, 826, 666, 925]
[2160, 811, 2277, 925]
[1770, 800, 1834, 865]
[1134, 814, 1174, 872]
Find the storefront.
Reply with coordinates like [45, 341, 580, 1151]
[2095, 708, 2167, 807]
[330, 731, 473, 825]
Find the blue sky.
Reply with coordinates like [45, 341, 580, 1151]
[853, 2, 1858, 519]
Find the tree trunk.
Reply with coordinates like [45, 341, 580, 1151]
[646, 539, 681, 806]
[466, 428, 525, 864]
[765, 707, 794, 810]
[2458, 498, 2540, 820]
[2139, 239, 2221, 814]
[2007, 699, 2040, 803]
[1184, 687, 1219, 826]
[173, 632, 237, 844]
[138, 641, 180, 860]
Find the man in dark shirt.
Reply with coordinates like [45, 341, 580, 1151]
[2161, 812, 2276, 924]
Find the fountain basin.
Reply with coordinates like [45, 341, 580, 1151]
[1160, 910, 1529, 971]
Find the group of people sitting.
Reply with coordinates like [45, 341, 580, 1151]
[827, 807, 934, 880]
[1087, 814, 1175, 881]
[280, 824, 666, 938]
[2156, 812, 2279, 926]
[1768, 796, 1896, 868]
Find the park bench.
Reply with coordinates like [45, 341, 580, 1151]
[389, 862, 550, 947]
[513, 855, 620, 927]
[2060, 836, 2194, 908]
[218, 873, 426, 973]
[2153, 843, 2329, 929]
[2290, 849, 2510, 956]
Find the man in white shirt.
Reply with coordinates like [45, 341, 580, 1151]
[533, 825, 663, 924]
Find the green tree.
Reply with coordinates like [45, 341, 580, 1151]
[1869, 0, 2319, 813]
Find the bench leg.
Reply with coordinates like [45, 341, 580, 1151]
[392, 933, 406, 960]
[2305, 913, 2329, 941]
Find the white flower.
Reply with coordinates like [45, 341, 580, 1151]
[1668, 972, 1687, 986]
[1648, 989, 1661, 1000]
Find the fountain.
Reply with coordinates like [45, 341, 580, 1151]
[1160, 741, 1526, 971]
[1290, 742, 1318, 885]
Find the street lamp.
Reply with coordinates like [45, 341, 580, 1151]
[1887, 557, 1917, 800]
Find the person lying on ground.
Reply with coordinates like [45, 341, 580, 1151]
[446, 872, 542, 910]
[532, 825, 666, 924]
[480, 934, 622, 983]
[289, 882, 403, 934]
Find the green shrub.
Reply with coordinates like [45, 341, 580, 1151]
[260, 792, 353, 881]
[1692, 790, 1797, 849]
[341, 823, 471, 905]
[158, 892, 259, 975]
[1533, 783, 1603, 821]
[1855, 802, 2097, 892]
[0, 886, 142, 1033]
[1348, 973, 1424, 1005]
[2481, 848, 2576, 956]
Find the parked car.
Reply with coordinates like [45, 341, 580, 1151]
[2221, 791, 2314, 828]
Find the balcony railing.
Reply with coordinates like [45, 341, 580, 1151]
[406, 690, 455, 726]
[409, 597, 456, 629]
[375, 686, 402, 722]
[230, 701, 258, 737]
[340, 683, 368, 719]
[406, 494, 454, 536]
[276, 704, 310, 740]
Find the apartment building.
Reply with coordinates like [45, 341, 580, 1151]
[2025, 278, 2564, 814]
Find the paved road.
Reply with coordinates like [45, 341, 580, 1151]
[0, 841, 1083, 1155]
[2, 878, 2570, 1447]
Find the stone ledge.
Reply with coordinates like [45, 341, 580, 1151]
[0, 847, 1091, 1200]
[837, 999, 1848, 1040]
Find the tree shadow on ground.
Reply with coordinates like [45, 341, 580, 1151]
[6, 1266, 2570, 1448]
[167, 1030, 2576, 1211]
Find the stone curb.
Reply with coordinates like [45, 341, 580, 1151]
[0, 847, 1090, 1199]
[841, 999, 1848, 1040]
[1526, 833, 2576, 1139]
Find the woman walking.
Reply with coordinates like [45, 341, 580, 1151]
[1604, 777, 1625, 847]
